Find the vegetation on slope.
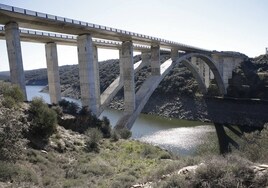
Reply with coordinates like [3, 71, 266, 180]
[228, 55, 268, 99]
[0, 82, 267, 187]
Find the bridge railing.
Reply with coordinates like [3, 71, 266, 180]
[0, 3, 210, 53]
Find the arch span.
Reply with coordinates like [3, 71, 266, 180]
[177, 53, 226, 95]
[115, 53, 226, 129]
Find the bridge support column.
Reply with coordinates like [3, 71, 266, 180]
[120, 41, 135, 113]
[77, 34, 100, 115]
[45, 42, 61, 104]
[141, 52, 150, 67]
[5, 22, 27, 100]
[151, 45, 160, 75]
[171, 48, 179, 61]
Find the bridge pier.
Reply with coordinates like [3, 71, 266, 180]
[45, 42, 61, 104]
[77, 34, 100, 115]
[141, 52, 150, 67]
[171, 48, 179, 61]
[120, 41, 135, 113]
[151, 45, 160, 75]
[5, 22, 27, 100]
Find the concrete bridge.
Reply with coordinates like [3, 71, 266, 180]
[0, 4, 246, 129]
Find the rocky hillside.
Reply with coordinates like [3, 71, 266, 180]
[1, 54, 268, 124]
[0, 82, 267, 187]
[227, 54, 268, 99]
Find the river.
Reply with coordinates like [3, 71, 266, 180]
[26, 85, 215, 156]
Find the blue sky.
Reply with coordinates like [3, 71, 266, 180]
[0, 0, 267, 71]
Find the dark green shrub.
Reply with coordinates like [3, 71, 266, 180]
[85, 128, 103, 152]
[59, 99, 79, 115]
[117, 128, 132, 139]
[0, 109, 22, 162]
[28, 98, 57, 139]
[0, 82, 24, 108]
[100, 116, 111, 138]
[2, 95, 16, 108]
[110, 130, 120, 142]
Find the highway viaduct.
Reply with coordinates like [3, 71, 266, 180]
[0, 4, 246, 129]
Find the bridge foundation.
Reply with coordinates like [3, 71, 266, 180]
[151, 45, 160, 75]
[45, 42, 61, 104]
[77, 34, 100, 115]
[5, 22, 27, 100]
[120, 41, 135, 113]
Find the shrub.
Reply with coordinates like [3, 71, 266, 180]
[0, 82, 24, 108]
[28, 97, 57, 139]
[117, 128, 132, 139]
[59, 99, 79, 115]
[236, 126, 268, 163]
[85, 128, 103, 152]
[0, 109, 22, 162]
[110, 130, 120, 142]
[100, 116, 111, 138]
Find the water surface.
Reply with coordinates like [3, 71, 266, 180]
[26, 86, 215, 155]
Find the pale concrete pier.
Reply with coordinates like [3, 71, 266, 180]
[151, 45, 160, 75]
[77, 34, 100, 115]
[120, 41, 135, 113]
[5, 22, 27, 100]
[45, 42, 61, 104]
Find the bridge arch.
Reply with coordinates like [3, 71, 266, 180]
[175, 53, 226, 95]
[116, 53, 226, 129]
[180, 59, 207, 94]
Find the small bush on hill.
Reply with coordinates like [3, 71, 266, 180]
[236, 125, 268, 163]
[0, 109, 22, 162]
[28, 97, 57, 139]
[59, 99, 79, 115]
[85, 128, 103, 152]
[0, 81, 24, 108]
[116, 128, 132, 139]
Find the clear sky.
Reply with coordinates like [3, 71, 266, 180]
[0, 0, 268, 71]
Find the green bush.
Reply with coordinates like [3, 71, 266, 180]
[59, 99, 79, 115]
[0, 82, 24, 108]
[100, 116, 111, 138]
[236, 125, 268, 163]
[110, 130, 120, 142]
[85, 128, 103, 152]
[0, 109, 22, 162]
[28, 98, 57, 139]
[117, 128, 132, 139]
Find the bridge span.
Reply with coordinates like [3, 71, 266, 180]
[0, 4, 246, 129]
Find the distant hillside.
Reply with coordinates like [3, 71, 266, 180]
[0, 71, 10, 81]
[2, 53, 268, 122]
[227, 55, 268, 99]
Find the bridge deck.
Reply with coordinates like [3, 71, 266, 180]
[0, 4, 210, 53]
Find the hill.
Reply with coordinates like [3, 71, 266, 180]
[1, 54, 268, 123]
[0, 81, 267, 187]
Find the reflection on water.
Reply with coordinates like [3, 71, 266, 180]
[26, 86, 215, 156]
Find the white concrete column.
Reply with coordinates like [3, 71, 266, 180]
[120, 41, 135, 113]
[212, 54, 224, 77]
[141, 52, 150, 66]
[151, 45, 160, 75]
[77, 34, 100, 115]
[191, 56, 199, 72]
[204, 63, 210, 88]
[5, 22, 27, 100]
[45, 42, 61, 104]
[171, 48, 179, 62]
